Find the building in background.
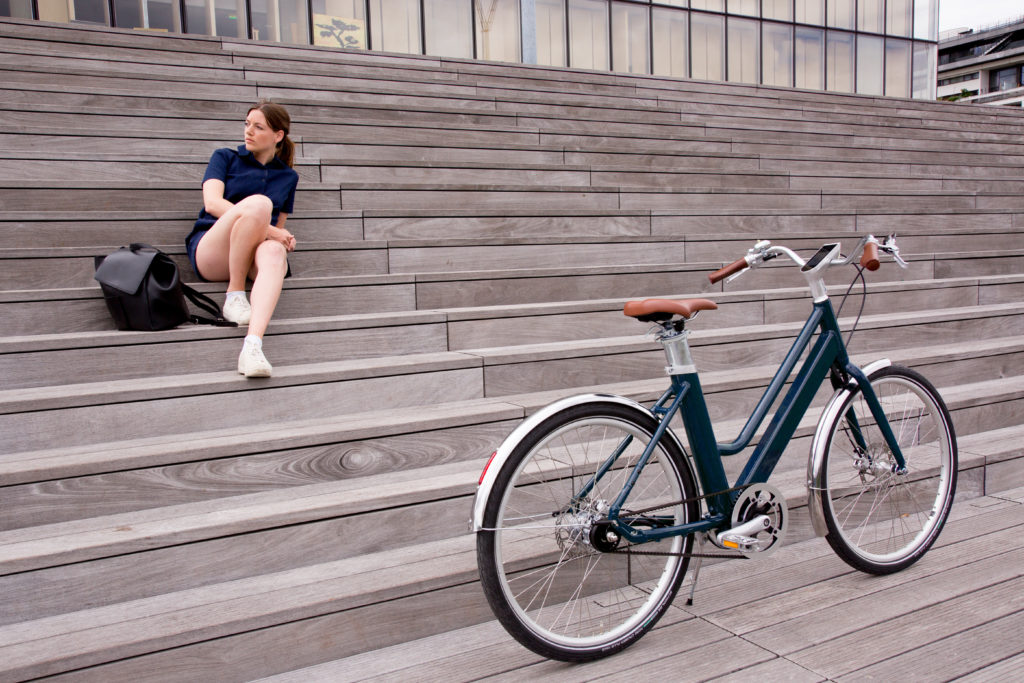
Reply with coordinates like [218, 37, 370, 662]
[1, 0, 938, 99]
[937, 15, 1024, 106]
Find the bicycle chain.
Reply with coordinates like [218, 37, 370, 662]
[603, 483, 755, 560]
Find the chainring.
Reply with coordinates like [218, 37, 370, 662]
[727, 483, 788, 556]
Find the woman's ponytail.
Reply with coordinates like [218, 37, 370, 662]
[277, 135, 295, 168]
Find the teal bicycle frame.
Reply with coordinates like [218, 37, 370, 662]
[599, 296, 907, 546]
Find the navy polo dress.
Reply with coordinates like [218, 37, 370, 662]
[185, 145, 299, 281]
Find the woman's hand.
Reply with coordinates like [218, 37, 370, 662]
[267, 225, 296, 252]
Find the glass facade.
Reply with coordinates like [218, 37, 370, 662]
[7, 0, 939, 99]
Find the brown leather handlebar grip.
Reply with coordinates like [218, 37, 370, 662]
[709, 257, 748, 284]
[861, 242, 880, 271]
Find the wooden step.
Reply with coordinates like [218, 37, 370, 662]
[2, 333, 1020, 525]
[0, 457, 1020, 681]
[251, 488, 1024, 682]
[2, 274, 1017, 387]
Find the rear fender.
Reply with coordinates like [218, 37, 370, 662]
[471, 393, 689, 532]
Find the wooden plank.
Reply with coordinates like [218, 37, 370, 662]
[0, 536, 482, 681]
[837, 606, 1024, 681]
[0, 418, 512, 531]
[744, 541, 1024, 658]
[786, 575, 1024, 678]
[467, 617, 736, 683]
[709, 501, 1024, 633]
[956, 651, 1024, 682]
[713, 658, 824, 683]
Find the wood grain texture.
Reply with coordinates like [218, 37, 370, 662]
[2, 19, 1024, 681]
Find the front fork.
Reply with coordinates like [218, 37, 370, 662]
[830, 363, 907, 473]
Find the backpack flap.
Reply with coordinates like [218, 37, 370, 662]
[94, 245, 159, 294]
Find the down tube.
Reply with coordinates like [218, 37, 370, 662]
[735, 330, 842, 487]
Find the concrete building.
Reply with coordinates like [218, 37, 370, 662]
[1, 0, 939, 98]
[938, 15, 1024, 106]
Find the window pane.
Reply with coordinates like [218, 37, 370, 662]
[795, 26, 824, 89]
[612, 1, 649, 73]
[911, 41, 936, 98]
[691, 0, 724, 11]
[371, 0, 421, 53]
[251, 0, 307, 43]
[0, 0, 33, 18]
[48, 0, 110, 24]
[476, 0, 520, 62]
[763, 0, 791, 21]
[691, 11, 724, 80]
[425, 0, 472, 57]
[727, 16, 758, 83]
[826, 0, 853, 29]
[913, 0, 937, 40]
[886, 0, 911, 37]
[729, 0, 757, 16]
[990, 66, 1020, 92]
[654, 0, 687, 6]
[534, 0, 567, 66]
[652, 6, 688, 77]
[826, 29, 853, 91]
[313, 0, 366, 47]
[856, 33, 883, 95]
[795, 0, 822, 25]
[885, 38, 910, 97]
[569, 0, 609, 70]
[762, 21, 792, 86]
[186, 0, 247, 37]
[857, 0, 882, 33]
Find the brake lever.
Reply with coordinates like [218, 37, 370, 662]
[724, 267, 748, 284]
[881, 235, 909, 269]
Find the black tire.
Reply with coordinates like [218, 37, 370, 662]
[819, 365, 957, 574]
[476, 401, 699, 662]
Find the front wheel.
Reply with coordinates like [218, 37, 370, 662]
[818, 365, 957, 574]
[476, 401, 699, 662]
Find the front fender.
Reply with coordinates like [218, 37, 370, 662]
[806, 358, 891, 537]
[470, 393, 686, 532]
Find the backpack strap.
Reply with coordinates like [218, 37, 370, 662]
[182, 284, 238, 327]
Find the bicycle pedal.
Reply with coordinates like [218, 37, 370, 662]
[718, 533, 758, 552]
[715, 514, 771, 552]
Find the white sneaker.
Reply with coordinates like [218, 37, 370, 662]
[223, 296, 251, 325]
[237, 344, 272, 377]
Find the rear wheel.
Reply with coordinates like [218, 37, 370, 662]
[819, 366, 957, 574]
[477, 401, 699, 662]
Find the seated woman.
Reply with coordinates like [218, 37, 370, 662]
[185, 101, 299, 378]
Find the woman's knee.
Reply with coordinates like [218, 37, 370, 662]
[254, 240, 288, 275]
[236, 194, 274, 223]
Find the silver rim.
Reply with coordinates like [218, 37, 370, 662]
[493, 417, 688, 650]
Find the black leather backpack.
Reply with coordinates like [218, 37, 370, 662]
[94, 243, 235, 331]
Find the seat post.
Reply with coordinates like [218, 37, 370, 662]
[658, 324, 696, 376]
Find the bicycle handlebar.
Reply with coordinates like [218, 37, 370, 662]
[860, 241, 880, 271]
[708, 257, 749, 284]
[708, 235, 905, 286]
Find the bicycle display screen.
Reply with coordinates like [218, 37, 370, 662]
[801, 243, 838, 272]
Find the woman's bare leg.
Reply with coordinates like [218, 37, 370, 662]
[194, 195, 274, 289]
[247, 240, 288, 338]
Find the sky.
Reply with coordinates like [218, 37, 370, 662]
[938, 0, 1024, 33]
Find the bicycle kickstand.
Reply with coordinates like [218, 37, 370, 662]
[686, 534, 707, 606]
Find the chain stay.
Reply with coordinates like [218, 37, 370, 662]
[604, 483, 755, 560]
